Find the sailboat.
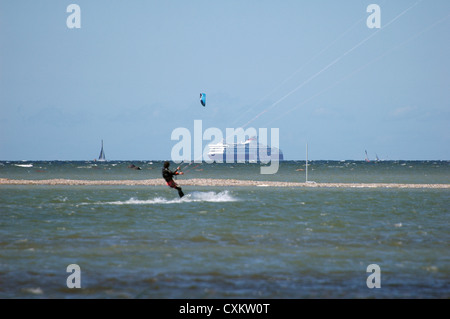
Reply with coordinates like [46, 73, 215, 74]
[98, 140, 106, 162]
[365, 150, 370, 163]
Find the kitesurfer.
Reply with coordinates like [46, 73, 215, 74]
[162, 161, 184, 198]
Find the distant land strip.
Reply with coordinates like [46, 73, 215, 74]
[0, 178, 449, 189]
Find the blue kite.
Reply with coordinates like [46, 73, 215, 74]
[200, 93, 206, 107]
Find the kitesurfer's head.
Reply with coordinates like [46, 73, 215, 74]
[164, 161, 170, 169]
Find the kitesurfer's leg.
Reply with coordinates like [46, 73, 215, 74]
[167, 180, 184, 197]
[176, 187, 184, 198]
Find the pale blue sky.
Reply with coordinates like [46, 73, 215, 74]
[1, 0, 449, 160]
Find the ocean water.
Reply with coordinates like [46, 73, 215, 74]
[0, 160, 449, 298]
[1, 160, 449, 184]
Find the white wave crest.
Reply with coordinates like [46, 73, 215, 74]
[102, 191, 238, 205]
[186, 191, 237, 202]
[14, 164, 33, 168]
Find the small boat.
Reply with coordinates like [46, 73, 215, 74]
[97, 140, 106, 162]
[365, 150, 370, 163]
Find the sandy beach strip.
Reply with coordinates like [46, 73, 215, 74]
[0, 178, 449, 189]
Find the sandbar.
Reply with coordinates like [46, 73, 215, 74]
[0, 178, 449, 189]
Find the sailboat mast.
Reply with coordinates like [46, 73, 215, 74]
[306, 143, 308, 183]
[98, 140, 105, 161]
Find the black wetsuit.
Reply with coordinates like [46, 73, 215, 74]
[162, 167, 184, 198]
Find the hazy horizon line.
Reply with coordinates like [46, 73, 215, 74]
[1, 159, 448, 162]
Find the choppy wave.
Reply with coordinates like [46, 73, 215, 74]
[99, 191, 238, 205]
[14, 164, 33, 168]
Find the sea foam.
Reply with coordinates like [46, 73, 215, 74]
[101, 191, 238, 205]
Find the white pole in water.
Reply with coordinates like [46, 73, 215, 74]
[306, 143, 308, 183]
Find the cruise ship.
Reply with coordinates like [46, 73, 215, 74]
[207, 137, 283, 163]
